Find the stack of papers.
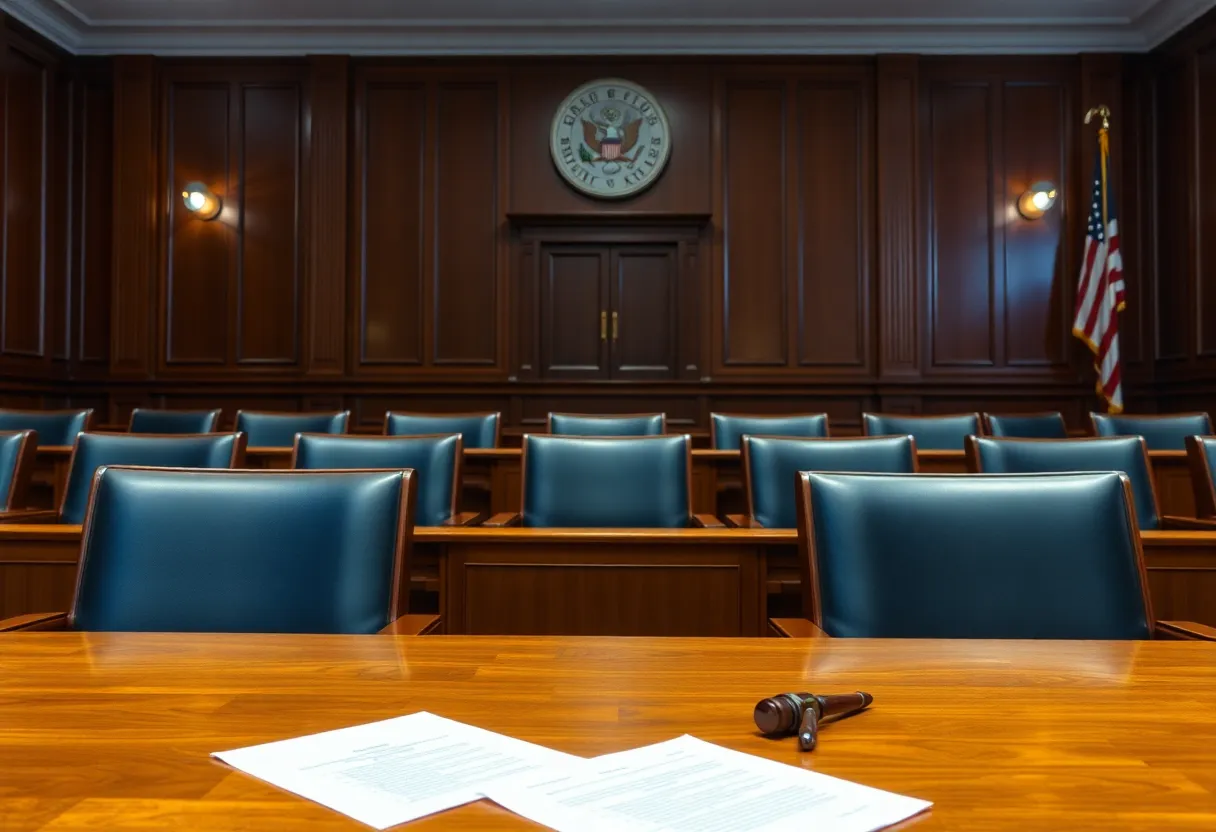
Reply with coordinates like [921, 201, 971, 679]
[213, 712, 931, 831]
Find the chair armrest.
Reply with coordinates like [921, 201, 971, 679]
[0, 612, 69, 632]
[692, 513, 726, 528]
[725, 514, 762, 528]
[768, 618, 829, 639]
[1161, 516, 1216, 531]
[0, 510, 59, 524]
[481, 512, 521, 527]
[1156, 620, 1216, 641]
[440, 511, 483, 527]
[378, 614, 441, 636]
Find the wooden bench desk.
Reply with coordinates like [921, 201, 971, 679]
[4, 524, 1216, 632]
[2, 633, 1215, 830]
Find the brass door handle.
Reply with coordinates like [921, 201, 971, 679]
[612, 311, 619, 341]
[600, 311, 607, 341]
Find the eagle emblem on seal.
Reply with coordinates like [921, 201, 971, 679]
[582, 107, 643, 168]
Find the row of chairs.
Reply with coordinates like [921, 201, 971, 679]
[3, 408, 1212, 450]
[2, 461, 1210, 641]
[3, 427, 1216, 532]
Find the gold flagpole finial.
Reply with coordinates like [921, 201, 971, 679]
[1084, 105, 1111, 131]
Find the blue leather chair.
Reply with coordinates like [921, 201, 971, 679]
[966, 436, 1160, 530]
[1091, 412, 1213, 451]
[59, 433, 246, 524]
[796, 471, 1154, 639]
[0, 409, 93, 446]
[1185, 436, 1216, 519]
[129, 408, 222, 434]
[235, 410, 350, 448]
[741, 435, 917, 529]
[294, 433, 462, 526]
[384, 412, 500, 449]
[68, 467, 417, 634]
[547, 413, 665, 437]
[983, 412, 1069, 439]
[521, 435, 690, 527]
[710, 413, 829, 450]
[0, 430, 36, 511]
[862, 412, 981, 450]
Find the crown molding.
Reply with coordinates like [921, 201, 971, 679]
[2, 0, 1213, 56]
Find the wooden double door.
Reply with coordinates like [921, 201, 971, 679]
[540, 243, 678, 380]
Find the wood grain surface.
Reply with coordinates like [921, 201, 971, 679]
[2, 634, 1216, 830]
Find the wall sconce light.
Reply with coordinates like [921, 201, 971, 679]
[1017, 181, 1058, 220]
[181, 181, 222, 221]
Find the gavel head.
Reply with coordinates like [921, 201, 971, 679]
[753, 692, 818, 736]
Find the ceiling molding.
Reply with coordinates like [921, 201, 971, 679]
[1, 0, 1213, 56]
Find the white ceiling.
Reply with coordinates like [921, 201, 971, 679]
[1, 0, 1212, 55]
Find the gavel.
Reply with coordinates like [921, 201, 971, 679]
[753, 691, 873, 751]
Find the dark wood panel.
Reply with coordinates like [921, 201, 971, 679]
[795, 78, 870, 369]
[1002, 81, 1068, 368]
[540, 245, 609, 379]
[237, 84, 301, 365]
[1156, 58, 1191, 362]
[433, 82, 499, 366]
[1197, 46, 1216, 359]
[927, 80, 994, 367]
[357, 81, 426, 366]
[77, 75, 112, 366]
[2, 46, 47, 358]
[47, 70, 70, 364]
[164, 82, 230, 365]
[611, 245, 677, 379]
[721, 81, 786, 367]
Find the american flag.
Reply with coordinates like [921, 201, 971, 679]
[1072, 127, 1125, 413]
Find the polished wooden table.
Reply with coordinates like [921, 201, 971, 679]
[2, 634, 1215, 830]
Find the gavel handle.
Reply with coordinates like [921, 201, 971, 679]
[798, 707, 818, 751]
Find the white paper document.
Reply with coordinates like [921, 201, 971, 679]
[485, 734, 931, 832]
[212, 711, 580, 829]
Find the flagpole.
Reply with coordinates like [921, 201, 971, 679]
[1084, 105, 1112, 231]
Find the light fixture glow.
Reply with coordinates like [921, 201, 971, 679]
[181, 181, 222, 221]
[1017, 181, 1057, 220]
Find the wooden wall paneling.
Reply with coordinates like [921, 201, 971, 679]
[74, 66, 111, 371]
[237, 81, 302, 366]
[719, 79, 787, 370]
[514, 238, 539, 379]
[792, 71, 873, 373]
[1196, 43, 1216, 360]
[1119, 55, 1157, 381]
[677, 236, 701, 379]
[47, 67, 71, 365]
[924, 75, 997, 369]
[162, 75, 230, 365]
[110, 56, 157, 377]
[305, 55, 348, 375]
[1154, 56, 1193, 363]
[432, 80, 500, 367]
[352, 73, 426, 368]
[876, 56, 921, 378]
[1001, 80, 1070, 370]
[1, 41, 48, 360]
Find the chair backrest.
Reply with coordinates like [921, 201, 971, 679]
[1185, 435, 1216, 518]
[1090, 412, 1213, 450]
[522, 434, 690, 527]
[862, 412, 981, 450]
[798, 471, 1153, 639]
[0, 408, 93, 446]
[966, 436, 1160, 530]
[710, 413, 829, 450]
[70, 467, 415, 634]
[0, 430, 36, 511]
[742, 435, 917, 529]
[547, 412, 666, 437]
[235, 410, 349, 448]
[60, 433, 247, 524]
[384, 411, 500, 449]
[982, 412, 1069, 439]
[128, 408, 222, 434]
[293, 433, 460, 526]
